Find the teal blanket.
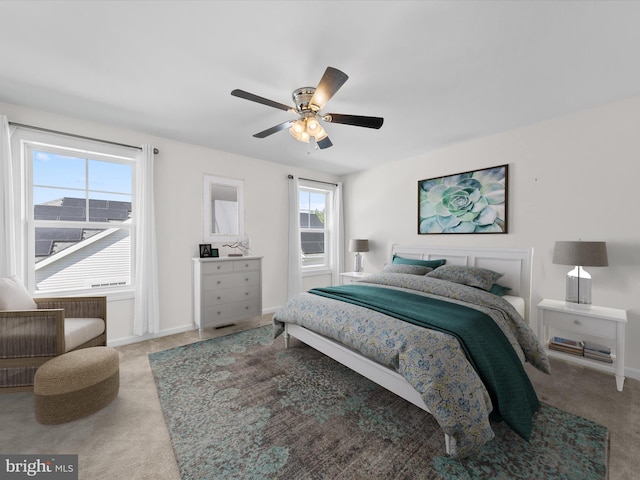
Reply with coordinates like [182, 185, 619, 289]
[309, 284, 539, 440]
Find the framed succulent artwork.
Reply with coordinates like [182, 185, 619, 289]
[418, 164, 508, 234]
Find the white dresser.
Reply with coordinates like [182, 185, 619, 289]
[192, 256, 263, 336]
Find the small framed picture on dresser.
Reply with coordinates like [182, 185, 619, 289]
[199, 244, 218, 258]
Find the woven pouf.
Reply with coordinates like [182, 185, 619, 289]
[34, 346, 119, 425]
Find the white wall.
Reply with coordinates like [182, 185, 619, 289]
[1, 101, 339, 344]
[342, 96, 640, 378]
[4, 96, 639, 378]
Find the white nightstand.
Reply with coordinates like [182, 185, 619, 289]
[340, 271, 369, 285]
[537, 299, 627, 391]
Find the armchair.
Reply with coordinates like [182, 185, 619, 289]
[0, 277, 107, 392]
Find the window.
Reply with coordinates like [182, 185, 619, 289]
[298, 181, 335, 270]
[14, 129, 136, 294]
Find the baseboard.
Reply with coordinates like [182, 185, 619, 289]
[108, 324, 195, 347]
[107, 308, 279, 348]
[625, 365, 640, 382]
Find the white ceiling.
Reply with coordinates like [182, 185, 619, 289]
[1, 1, 640, 176]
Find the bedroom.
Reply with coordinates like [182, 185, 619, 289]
[1, 1, 639, 479]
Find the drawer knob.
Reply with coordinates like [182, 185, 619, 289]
[217, 280, 221, 285]
[245, 292, 249, 296]
[217, 266, 221, 270]
[245, 306, 249, 310]
[217, 296, 221, 300]
[217, 311, 221, 315]
[574, 319, 582, 325]
[245, 278, 249, 282]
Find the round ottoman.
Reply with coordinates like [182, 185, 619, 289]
[34, 346, 119, 425]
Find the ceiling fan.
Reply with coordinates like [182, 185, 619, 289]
[231, 67, 383, 150]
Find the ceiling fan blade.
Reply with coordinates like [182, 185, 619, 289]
[253, 121, 294, 138]
[324, 113, 384, 129]
[231, 89, 294, 112]
[316, 136, 333, 149]
[309, 67, 349, 111]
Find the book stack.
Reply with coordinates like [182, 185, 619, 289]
[549, 336, 584, 356]
[583, 341, 613, 363]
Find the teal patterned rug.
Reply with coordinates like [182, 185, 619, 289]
[149, 326, 608, 479]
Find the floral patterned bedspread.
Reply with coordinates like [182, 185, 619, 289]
[273, 272, 550, 458]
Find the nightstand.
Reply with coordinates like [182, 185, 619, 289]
[340, 272, 369, 285]
[537, 299, 627, 391]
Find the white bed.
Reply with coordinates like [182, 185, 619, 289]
[282, 244, 534, 455]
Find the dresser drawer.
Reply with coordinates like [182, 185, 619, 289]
[203, 300, 261, 325]
[203, 271, 260, 290]
[203, 285, 260, 306]
[233, 259, 260, 272]
[543, 309, 616, 339]
[202, 261, 234, 274]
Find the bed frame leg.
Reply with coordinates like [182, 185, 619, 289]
[444, 433, 451, 455]
[284, 325, 290, 349]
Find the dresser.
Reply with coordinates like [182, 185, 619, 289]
[537, 299, 627, 391]
[192, 256, 262, 336]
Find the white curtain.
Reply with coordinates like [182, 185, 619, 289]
[331, 182, 344, 285]
[133, 145, 160, 335]
[0, 115, 16, 277]
[287, 175, 302, 299]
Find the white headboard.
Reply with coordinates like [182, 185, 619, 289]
[391, 244, 533, 323]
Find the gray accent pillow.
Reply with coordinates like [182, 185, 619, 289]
[0, 276, 37, 310]
[383, 264, 433, 275]
[426, 265, 504, 291]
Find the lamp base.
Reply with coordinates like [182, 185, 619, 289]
[565, 266, 592, 304]
[353, 253, 364, 273]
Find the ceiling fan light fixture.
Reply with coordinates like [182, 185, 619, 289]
[306, 115, 321, 135]
[289, 119, 309, 142]
[289, 125, 310, 143]
[314, 125, 328, 141]
[290, 119, 305, 135]
[298, 130, 310, 143]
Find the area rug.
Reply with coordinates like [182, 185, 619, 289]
[148, 325, 609, 480]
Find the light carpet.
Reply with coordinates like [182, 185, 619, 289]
[148, 325, 608, 479]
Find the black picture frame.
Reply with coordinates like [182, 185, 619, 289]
[418, 164, 508, 234]
[199, 244, 213, 258]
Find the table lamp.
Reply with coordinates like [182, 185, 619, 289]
[552, 241, 608, 305]
[349, 239, 369, 273]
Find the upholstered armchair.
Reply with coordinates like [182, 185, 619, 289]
[0, 276, 107, 392]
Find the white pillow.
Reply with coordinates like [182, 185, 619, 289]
[0, 276, 37, 310]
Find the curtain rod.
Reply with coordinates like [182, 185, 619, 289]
[8, 121, 159, 155]
[288, 174, 337, 187]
